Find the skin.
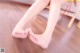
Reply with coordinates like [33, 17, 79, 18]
[12, 0, 50, 38]
[28, 0, 65, 49]
[12, 0, 66, 49]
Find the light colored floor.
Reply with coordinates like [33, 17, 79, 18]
[0, 2, 80, 53]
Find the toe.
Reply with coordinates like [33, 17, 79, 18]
[29, 35, 40, 45]
[12, 31, 27, 38]
[12, 31, 24, 35]
[24, 28, 31, 35]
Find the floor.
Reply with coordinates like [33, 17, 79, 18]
[0, 1, 80, 53]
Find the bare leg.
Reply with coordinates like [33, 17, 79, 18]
[12, 0, 50, 38]
[29, 0, 65, 49]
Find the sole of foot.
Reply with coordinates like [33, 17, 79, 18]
[28, 29, 51, 49]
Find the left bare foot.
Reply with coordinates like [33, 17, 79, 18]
[25, 29, 51, 49]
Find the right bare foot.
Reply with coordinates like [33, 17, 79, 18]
[12, 26, 30, 38]
[27, 29, 51, 49]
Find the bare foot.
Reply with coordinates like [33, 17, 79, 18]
[26, 29, 51, 49]
[12, 26, 30, 38]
